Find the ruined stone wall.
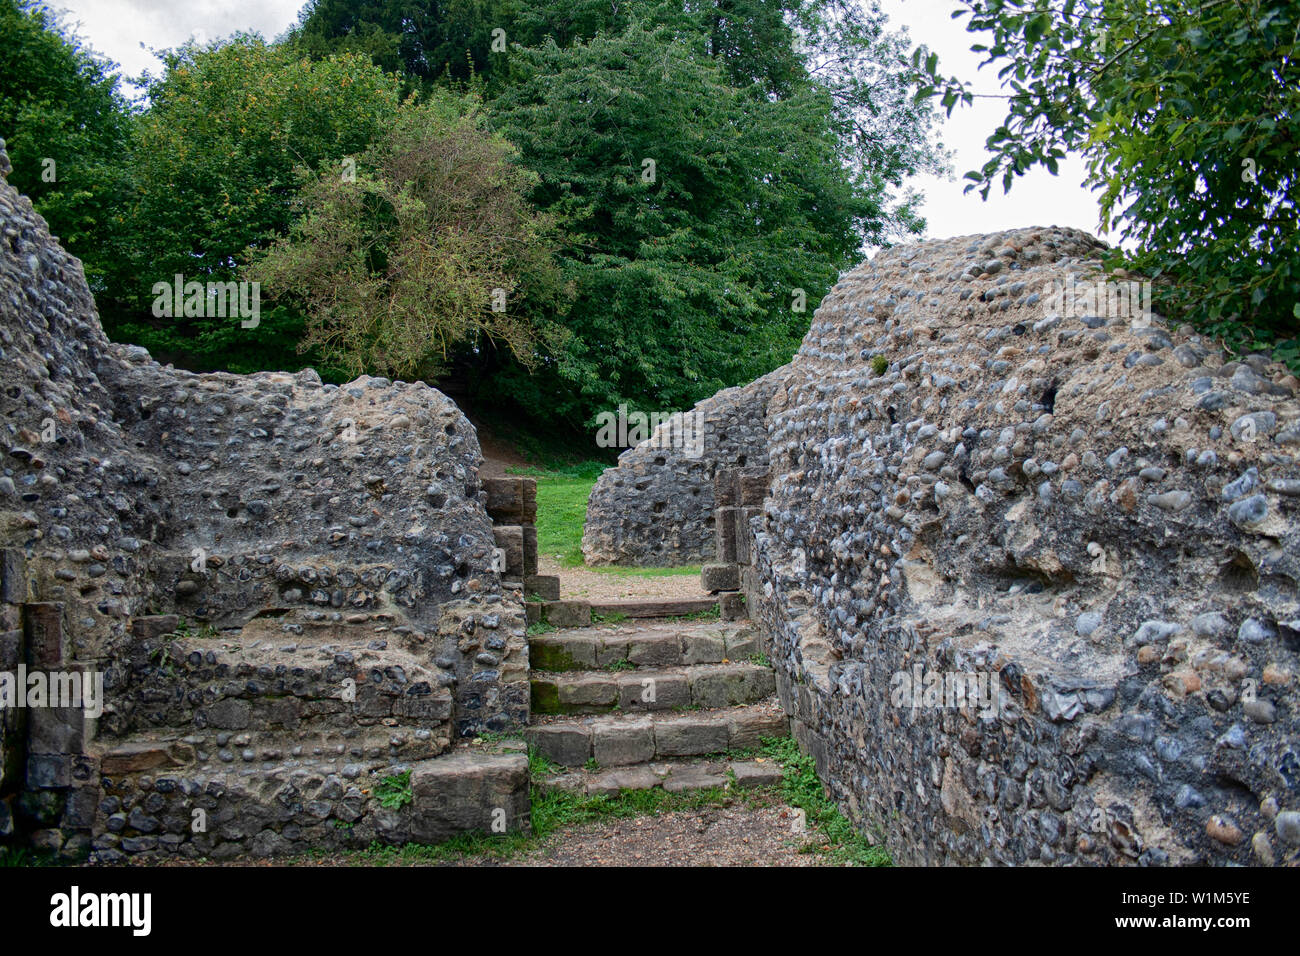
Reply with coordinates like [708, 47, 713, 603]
[747, 226, 1300, 865]
[582, 370, 785, 566]
[0, 142, 528, 853]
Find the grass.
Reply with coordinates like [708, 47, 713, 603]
[332, 748, 758, 866]
[510, 462, 604, 567]
[761, 736, 892, 866]
[313, 739, 890, 867]
[508, 462, 701, 578]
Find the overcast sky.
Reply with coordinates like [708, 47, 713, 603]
[49, 0, 1106, 244]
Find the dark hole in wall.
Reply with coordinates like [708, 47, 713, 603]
[1217, 550, 1258, 593]
[1040, 380, 1058, 414]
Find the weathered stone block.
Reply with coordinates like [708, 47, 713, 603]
[680, 628, 725, 664]
[701, 563, 741, 592]
[727, 710, 788, 750]
[654, 717, 729, 756]
[617, 672, 689, 711]
[688, 664, 774, 708]
[529, 634, 597, 671]
[719, 591, 748, 621]
[715, 507, 740, 563]
[407, 752, 530, 842]
[592, 718, 655, 766]
[130, 615, 179, 640]
[524, 574, 561, 602]
[730, 761, 783, 789]
[526, 724, 591, 766]
[0, 549, 26, 604]
[625, 635, 680, 668]
[544, 601, 591, 629]
[23, 602, 64, 667]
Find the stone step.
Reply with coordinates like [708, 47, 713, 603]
[589, 599, 718, 619]
[109, 618, 455, 740]
[526, 598, 720, 629]
[93, 722, 452, 776]
[526, 699, 788, 767]
[539, 757, 784, 796]
[530, 662, 776, 715]
[88, 741, 530, 863]
[529, 621, 761, 671]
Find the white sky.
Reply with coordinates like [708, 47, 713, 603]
[50, 0, 1106, 244]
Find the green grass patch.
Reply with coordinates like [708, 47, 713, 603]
[761, 736, 892, 866]
[327, 747, 760, 865]
[510, 463, 604, 567]
[506, 462, 704, 578]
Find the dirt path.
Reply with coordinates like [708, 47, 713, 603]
[482, 804, 833, 867]
[539, 555, 711, 603]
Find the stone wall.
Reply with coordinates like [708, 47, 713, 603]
[0, 141, 529, 856]
[747, 226, 1300, 865]
[582, 370, 785, 566]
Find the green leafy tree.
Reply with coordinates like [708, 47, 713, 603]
[107, 35, 405, 373]
[0, 0, 131, 290]
[247, 93, 570, 380]
[917, 0, 1299, 362]
[489, 19, 899, 427]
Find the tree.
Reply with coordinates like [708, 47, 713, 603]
[105, 35, 406, 373]
[247, 94, 570, 380]
[488, 19, 897, 427]
[917, 0, 1299, 362]
[0, 0, 131, 290]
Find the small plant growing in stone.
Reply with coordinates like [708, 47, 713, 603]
[607, 658, 635, 672]
[374, 770, 413, 810]
[871, 354, 889, 376]
[749, 652, 771, 667]
[584, 757, 599, 772]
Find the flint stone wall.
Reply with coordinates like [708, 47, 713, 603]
[0, 142, 527, 854]
[582, 370, 785, 566]
[747, 226, 1300, 865]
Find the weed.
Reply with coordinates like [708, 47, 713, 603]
[373, 770, 413, 810]
[760, 736, 892, 866]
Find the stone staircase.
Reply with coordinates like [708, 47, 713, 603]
[524, 615, 789, 798]
[84, 608, 529, 862]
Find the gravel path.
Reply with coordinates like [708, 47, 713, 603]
[540, 556, 711, 604]
[487, 803, 834, 867]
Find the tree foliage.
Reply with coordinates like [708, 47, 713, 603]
[0, 0, 131, 289]
[918, 0, 1299, 361]
[106, 36, 405, 372]
[247, 94, 570, 380]
[489, 19, 889, 424]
